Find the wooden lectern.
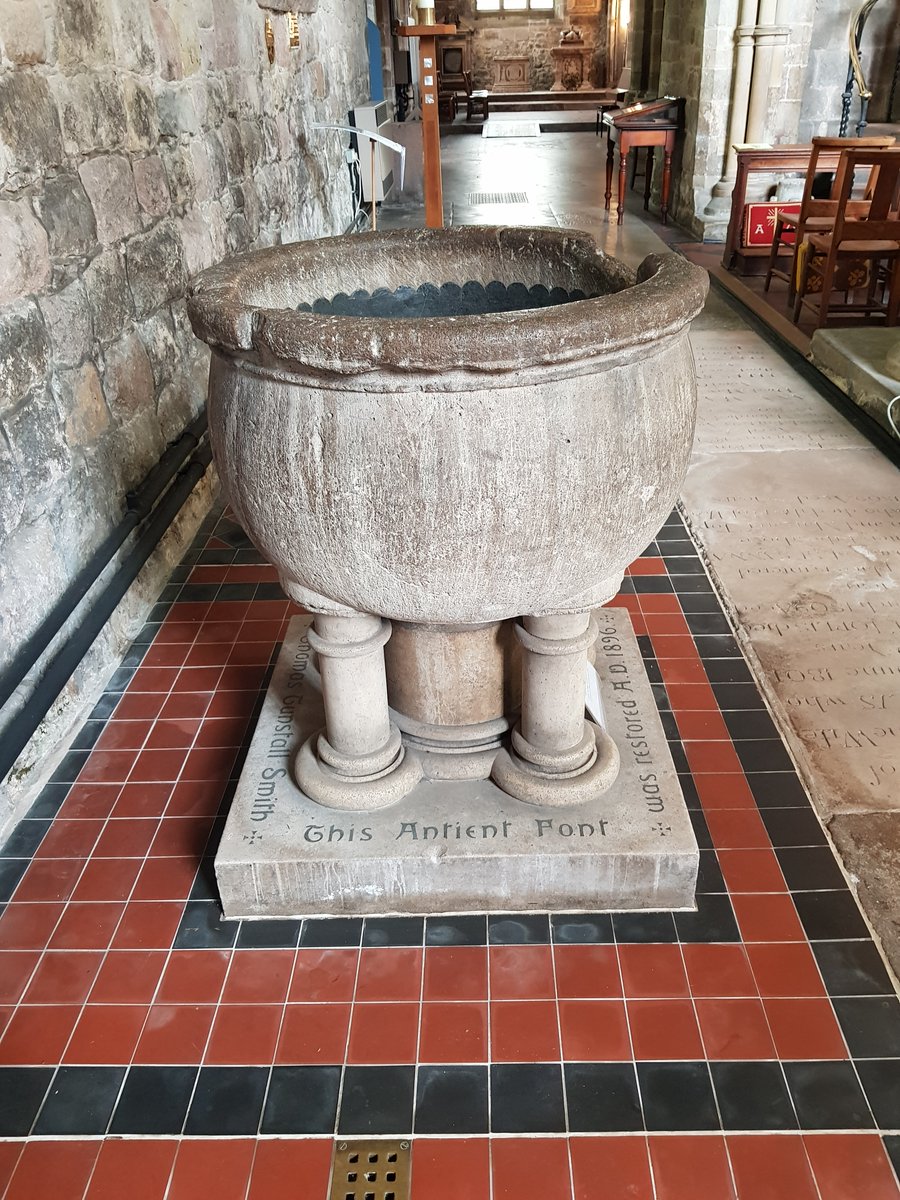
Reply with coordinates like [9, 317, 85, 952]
[603, 97, 683, 226]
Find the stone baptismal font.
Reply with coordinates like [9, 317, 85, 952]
[188, 226, 709, 917]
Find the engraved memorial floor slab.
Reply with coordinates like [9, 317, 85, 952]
[215, 608, 698, 917]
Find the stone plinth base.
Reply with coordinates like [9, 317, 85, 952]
[215, 609, 698, 917]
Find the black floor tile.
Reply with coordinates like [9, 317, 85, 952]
[176, 583, 222, 602]
[632, 576, 675, 594]
[490, 1064, 566, 1133]
[640, 542, 661, 556]
[110, 1066, 197, 1134]
[174, 900, 239, 950]
[216, 583, 257, 601]
[34, 1066, 126, 1135]
[300, 917, 363, 948]
[711, 1062, 797, 1130]
[775, 847, 848, 891]
[488, 914, 550, 944]
[415, 1065, 489, 1134]
[90, 692, 123, 719]
[760, 809, 828, 848]
[694, 636, 742, 660]
[667, 558, 709, 577]
[784, 1060, 874, 1130]
[565, 1063, 643, 1132]
[689, 810, 714, 850]
[338, 1066, 415, 1135]
[261, 1066, 340, 1134]
[0, 1068, 53, 1135]
[425, 915, 488, 946]
[184, 1067, 269, 1135]
[638, 635, 655, 659]
[678, 594, 722, 614]
[705, 659, 755, 685]
[735, 740, 796, 774]
[1, 819, 51, 858]
[550, 913, 614, 944]
[0, 859, 28, 903]
[69, 721, 105, 751]
[255, 582, 287, 600]
[834, 997, 900, 1058]
[642, 658, 664, 685]
[235, 919, 302, 949]
[26, 784, 70, 820]
[669, 575, 715, 594]
[793, 891, 871, 941]
[638, 1062, 719, 1131]
[667, 740, 689, 772]
[746, 772, 811, 808]
[723, 710, 780, 741]
[674, 893, 740, 943]
[612, 912, 677, 943]
[684, 613, 733, 636]
[659, 711, 680, 740]
[813, 941, 896, 997]
[884, 1135, 900, 1179]
[711, 683, 766, 711]
[856, 1061, 900, 1131]
[696, 850, 727, 893]
[677, 773, 701, 811]
[188, 860, 220, 902]
[364, 917, 425, 947]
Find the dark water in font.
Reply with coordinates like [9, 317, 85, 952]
[296, 280, 594, 319]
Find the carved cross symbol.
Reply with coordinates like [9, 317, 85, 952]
[652, 822, 672, 837]
[243, 830, 262, 845]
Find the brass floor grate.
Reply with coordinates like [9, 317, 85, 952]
[329, 1139, 411, 1200]
[465, 191, 529, 205]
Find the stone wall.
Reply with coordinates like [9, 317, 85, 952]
[0, 0, 368, 822]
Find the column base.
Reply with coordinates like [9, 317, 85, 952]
[491, 721, 620, 807]
[295, 731, 423, 812]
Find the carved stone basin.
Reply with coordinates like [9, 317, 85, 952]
[188, 227, 708, 813]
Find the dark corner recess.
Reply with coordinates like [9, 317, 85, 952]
[0, 413, 213, 784]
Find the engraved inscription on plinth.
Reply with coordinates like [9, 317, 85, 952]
[215, 608, 698, 917]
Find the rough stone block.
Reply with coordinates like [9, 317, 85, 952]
[0, 199, 51, 306]
[33, 173, 98, 259]
[83, 249, 132, 344]
[5, 384, 71, 492]
[0, 429, 25, 546]
[38, 280, 93, 368]
[0, 72, 63, 186]
[122, 77, 159, 151]
[0, 0, 48, 64]
[52, 73, 128, 157]
[132, 154, 171, 217]
[135, 308, 178, 389]
[54, 362, 111, 447]
[56, 0, 113, 69]
[102, 328, 155, 415]
[78, 155, 142, 246]
[125, 220, 187, 319]
[0, 303, 50, 415]
[156, 85, 201, 138]
[107, 0, 159, 74]
[160, 143, 195, 208]
[149, 2, 184, 81]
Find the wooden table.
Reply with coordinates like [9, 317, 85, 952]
[400, 24, 456, 228]
[722, 144, 844, 272]
[603, 98, 681, 226]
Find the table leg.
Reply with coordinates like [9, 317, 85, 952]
[605, 138, 613, 210]
[661, 149, 672, 226]
[644, 147, 654, 211]
[617, 147, 628, 225]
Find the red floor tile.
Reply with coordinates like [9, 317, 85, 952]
[731, 893, 806, 942]
[133, 1003, 216, 1064]
[674, 709, 731, 740]
[489, 945, 555, 1000]
[491, 1000, 561, 1062]
[803, 1134, 900, 1200]
[111, 783, 173, 818]
[64, 1002, 148, 1064]
[554, 945, 622, 998]
[167, 1139, 255, 1200]
[354, 947, 423, 1001]
[693, 772, 758, 809]
[665, 682, 720, 711]
[221, 949, 293, 1004]
[492, 1138, 571, 1200]
[411, 1139, 491, 1200]
[131, 856, 198, 900]
[696, 997, 777, 1059]
[70, 859, 141, 902]
[658, 658, 708, 685]
[0, 1142, 23, 1196]
[147, 817, 213, 858]
[247, 1139, 334, 1200]
[559, 999, 630, 1060]
[423, 946, 487, 1001]
[618, 944, 689, 998]
[95, 721, 152, 750]
[88, 949, 167, 1003]
[57, 783, 121, 819]
[85, 1138, 178, 1200]
[644, 612, 690, 635]
[165, 779, 224, 817]
[205, 1003, 282, 1064]
[704, 809, 772, 850]
[0, 950, 40, 1004]
[22, 950, 103, 1004]
[763, 998, 849, 1059]
[289, 948, 359, 1002]
[33, 820, 102, 859]
[276, 1002, 351, 1063]
[717, 849, 788, 893]
[683, 741, 744, 775]
[13, 857, 85, 902]
[637, 594, 683, 614]
[652, 636, 700, 660]
[649, 1135, 736, 1200]
[746, 942, 827, 997]
[419, 1001, 488, 1062]
[571, 1137, 654, 1200]
[628, 999, 704, 1059]
[630, 557, 668, 576]
[77, 750, 138, 784]
[49, 901, 125, 950]
[157, 950, 231, 1003]
[0, 1004, 81, 1065]
[347, 1000, 419, 1063]
[112, 692, 166, 720]
[127, 748, 189, 784]
[180, 744, 238, 780]
[110, 901, 183, 950]
[92, 819, 157, 859]
[159, 692, 213, 720]
[4, 1140, 100, 1200]
[682, 944, 757, 997]
[0, 901, 65, 950]
[727, 1134, 818, 1200]
[143, 717, 200, 750]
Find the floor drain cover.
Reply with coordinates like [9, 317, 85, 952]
[465, 190, 528, 204]
[329, 1139, 411, 1200]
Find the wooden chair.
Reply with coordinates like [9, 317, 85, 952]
[793, 147, 900, 328]
[463, 71, 489, 121]
[764, 135, 895, 302]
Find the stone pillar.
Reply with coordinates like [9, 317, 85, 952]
[745, 0, 790, 144]
[705, 0, 758, 215]
[295, 612, 422, 810]
[491, 611, 620, 806]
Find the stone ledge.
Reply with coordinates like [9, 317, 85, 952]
[809, 327, 900, 438]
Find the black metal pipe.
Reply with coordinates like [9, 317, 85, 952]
[0, 442, 213, 784]
[0, 413, 208, 713]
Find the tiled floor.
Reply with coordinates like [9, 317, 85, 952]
[1, 506, 899, 1199]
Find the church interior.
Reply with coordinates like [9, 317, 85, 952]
[0, 0, 899, 1196]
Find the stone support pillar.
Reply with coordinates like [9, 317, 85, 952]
[745, 0, 789, 144]
[295, 612, 422, 810]
[491, 612, 620, 806]
[706, 0, 758, 214]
